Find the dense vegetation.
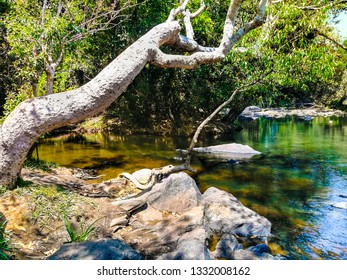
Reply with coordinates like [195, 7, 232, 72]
[0, 0, 346, 134]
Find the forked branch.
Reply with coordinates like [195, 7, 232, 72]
[152, 0, 269, 68]
[182, 0, 206, 39]
[167, 0, 190, 22]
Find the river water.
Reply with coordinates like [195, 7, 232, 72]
[38, 116, 347, 259]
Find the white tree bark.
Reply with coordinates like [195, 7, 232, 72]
[0, 0, 269, 188]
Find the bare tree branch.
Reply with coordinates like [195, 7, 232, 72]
[41, 0, 48, 26]
[183, 11, 195, 39]
[226, 0, 244, 23]
[167, 0, 190, 22]
[57, 0, 63, 17]
[219, 0, 268, 55]
[317, 30, 347, 51]
[191, 0, 206, 18]
[184, 71, 272, 167]
[174, 34, 217, 52]
[151, 48, 224, 69]
[182, 1, 206, 39]
[153, 0, 269, 67]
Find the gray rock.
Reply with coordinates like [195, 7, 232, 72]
[146, 172, 202, 214]
[193, 143, 261, 160]
[158, 229, 210, 260]
[48, 239, 143, 260]
[113, 172, 201, 214]
[112, 174, 276, 260]
[238, 115, 259, 122]
[210, 233, 242, 260]
[246, 106, 262, 112]
[112, 198, 147, 213]
[202, 187, 272, 239]
[238, 106, 262, 122]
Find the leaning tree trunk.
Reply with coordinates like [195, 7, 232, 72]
[0, 0, 268, 188]
[0, 22, 180, 187]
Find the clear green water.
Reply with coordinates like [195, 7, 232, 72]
[38, 116, 347, 259]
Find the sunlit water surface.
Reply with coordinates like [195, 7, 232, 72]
[38, 116, 347, 259]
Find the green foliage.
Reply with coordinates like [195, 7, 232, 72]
[14, 178, 33, 189]
[14, 185, 96, 230]
[1, 0, 346, 132]
[0, 185, 7, 196]
[0, 219, 12, 260]
[24, 158, 59, 172]
[0, 0, 15, 115]
[0, 91, 29, 123]
[63, 215, 103, 243]
[107, 0, 347, 132]
[2, 0, 131, 116]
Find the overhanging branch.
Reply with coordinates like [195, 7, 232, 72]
[317, 30, 347, 51]
[152, 0, 269, 68]
[184, 70, 272, 167]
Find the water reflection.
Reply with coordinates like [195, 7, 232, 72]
[38, 116, 347, 259]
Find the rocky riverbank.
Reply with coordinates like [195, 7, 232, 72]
[1, 167, 285, 260]
[238, 106, 346, 122]
[55, 106, 346, 138]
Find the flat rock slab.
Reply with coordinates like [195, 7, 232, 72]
[192, 143, 261, 160]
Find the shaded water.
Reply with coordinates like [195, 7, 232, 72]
[38, 116, 347, 259]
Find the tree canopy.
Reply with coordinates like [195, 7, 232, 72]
[0, 0, 134, 120]
[1, 0, 346, 128]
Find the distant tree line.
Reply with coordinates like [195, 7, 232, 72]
[1, 0, 346, 134]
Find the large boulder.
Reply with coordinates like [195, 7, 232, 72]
[117, 205, 205, 258]
[113, 172, 201, 214]
[202, 187, 272, 239]
[47, 239, 143, 260]
[146, 172, 202, 213]
[112, 173, 274, 260]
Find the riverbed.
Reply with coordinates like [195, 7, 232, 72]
[38, 116, 347, 259]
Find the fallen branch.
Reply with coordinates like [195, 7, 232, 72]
[184, 71, 272, 167]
